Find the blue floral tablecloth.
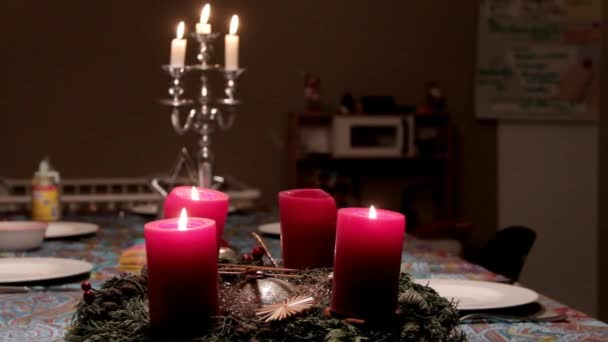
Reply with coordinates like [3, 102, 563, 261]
[0, 213, 607, 341]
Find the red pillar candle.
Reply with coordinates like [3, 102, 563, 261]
[145, 209, 219, 333]
[278, 189, 337, 269]
[164, 186, 229, 248]
[331, 206, 405, 320]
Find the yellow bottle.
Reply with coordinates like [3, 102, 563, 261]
[32, 158, 61, 221]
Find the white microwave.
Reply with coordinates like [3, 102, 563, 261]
[332, 116, 411, 157]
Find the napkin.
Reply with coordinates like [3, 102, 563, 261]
[118, 241, 146, 274]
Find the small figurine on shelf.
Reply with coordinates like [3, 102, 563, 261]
[419, 81, 447, 115]
[304, 73, 322, 111]
[315, 170, 354, 208]
[339, 92, 356, 114]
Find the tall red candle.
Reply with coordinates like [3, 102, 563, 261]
[279, 189, 337, 269]
[164, 186, 229, 248]
[331, 206, 405, 320]
[145, 209, 218, 333]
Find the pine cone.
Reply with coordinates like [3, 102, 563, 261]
[131, 275, 147, 287]
[119, 284, 139, 297]
[102, 288, 123, 303]
[101, 302, 120, 313]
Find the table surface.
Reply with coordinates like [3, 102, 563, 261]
[1, 213, 607, 342]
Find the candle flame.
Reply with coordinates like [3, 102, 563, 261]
[200, 4, 210, 24]
[176, 21, 185, 39]
[178, 208, 188, 231]
[229, 15, 239, 35]
[191, 186, 200, 200]
[368, 205, 377, 219]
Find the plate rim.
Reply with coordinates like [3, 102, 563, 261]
[0, 257, 93, 284]
[128, 203, 237, 215]
[128, 203, 159, 215]
[414, 278, 539, 310]
[258, 222, 281, 235]
[44, 221, 99, 239]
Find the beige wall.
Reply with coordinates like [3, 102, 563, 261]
[498, 123, 599, 316]
[600, 86, 608, 321]
[0, 1, 496, 243]
[599, 0, 608, 323]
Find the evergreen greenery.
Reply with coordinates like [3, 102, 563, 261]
[66, 269, 465, 341]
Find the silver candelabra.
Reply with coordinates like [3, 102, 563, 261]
[161, 32, 245, 188]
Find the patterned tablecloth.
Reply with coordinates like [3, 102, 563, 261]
[0, 213, 607, 341]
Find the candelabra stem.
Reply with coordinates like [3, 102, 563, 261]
[197, 124, 214, 188]
[198, 159, 213, 188]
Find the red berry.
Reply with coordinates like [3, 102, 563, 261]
[583, 59, 593, 69]
[81, 281, 91, 291]
[83, 290, 95, 304]
[251, 246, 265, 260]
[241, 253, 253, 263]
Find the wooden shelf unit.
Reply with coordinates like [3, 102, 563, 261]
[285, 112, 458, 220]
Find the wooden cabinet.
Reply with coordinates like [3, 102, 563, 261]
[285, 112, 458, 225]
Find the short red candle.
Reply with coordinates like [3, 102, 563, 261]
[145, 210, 218, 333]
[278, 189, 337, 269]
[163, 186, 229, 248]
[330, 206, 405, 320]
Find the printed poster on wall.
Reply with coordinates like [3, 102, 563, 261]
[476, 0, 602, 121]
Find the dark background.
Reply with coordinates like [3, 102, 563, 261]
[0, 0, 497, 246]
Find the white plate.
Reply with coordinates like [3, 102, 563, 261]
[129, 203, 237, 215]
[258, 222, 281, 235]
[45, 222, 99, 239]
[0, 257, 93, 284]
[128, 203, 159, 216]
[414, 279, 539, 310]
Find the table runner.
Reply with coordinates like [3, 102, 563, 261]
[1, 213, 606, 341]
